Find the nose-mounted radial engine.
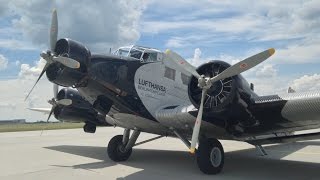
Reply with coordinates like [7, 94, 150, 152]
[188, 60, 237, 113]
[165, 48, 275, 153]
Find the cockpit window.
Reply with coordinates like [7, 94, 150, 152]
[114, 45, 162, 63]
[129, 49, 143, 59]
[142, 52, 157, 62]
[118, 49, 129, 56]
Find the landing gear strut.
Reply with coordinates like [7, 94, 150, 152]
[197, 138, 224, 174]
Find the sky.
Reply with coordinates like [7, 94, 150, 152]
[0, 0, 320, 121]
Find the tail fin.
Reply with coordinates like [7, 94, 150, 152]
[288, 87, 296, 93]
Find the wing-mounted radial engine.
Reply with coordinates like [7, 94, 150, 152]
[25, 10, 90, 100]
[46, 38, 91, 87]
[53, 88, 107, 126]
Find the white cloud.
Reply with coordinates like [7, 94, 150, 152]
[0, 102, 16, 110]
[4, 0, 148, 52]
[255, 64, 277, 78]
[187, 48, 244, 67]
[0, 0, 150, 121]
[193, 48, 201, 60]
[145, 0, 320, 64]
[0, 39, 38, 51]
[271, 38, 320, 64]
[165, 38, 184, 48]
[188, 48, 206, 67]
[15, 60, 20, 66]
[0, 0, 9, 16]
[290, 74, 320, 92]
[0, 57, 53, 121]
[0, 54, 8, 70]
[0, 78, 52, 121]
[19, 58, 46, 80]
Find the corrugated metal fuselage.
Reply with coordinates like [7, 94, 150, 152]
[77, 54, 320, 139]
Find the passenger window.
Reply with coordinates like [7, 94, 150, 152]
[181, 73, 190, 85]
[164, 66, 176, 80]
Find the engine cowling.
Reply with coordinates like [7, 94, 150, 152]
[188, 60, 237, 113]
[46, 38, 91, 87]
[53, 88, 107, 125]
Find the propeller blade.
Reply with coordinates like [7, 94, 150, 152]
[56, 99, 72, 106]
[47, 106, 54, 122]
[190, 89, 207, 153]
[53, 84, 58, 99]
[210, 48, 275, 83]
[52, 56, 80, 69]
[24, 63, 49, 101]
[50, 9, 58, 52]
[165, 49, 201, 78]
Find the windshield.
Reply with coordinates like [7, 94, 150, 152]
[129, 48, 143, 59]
[114, 45, 162, 62]
[118, 49, 129, 56]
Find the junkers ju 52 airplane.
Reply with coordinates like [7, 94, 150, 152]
[27, 10, 320, 174]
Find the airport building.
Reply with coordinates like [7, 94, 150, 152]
[0, 119, 26, 125]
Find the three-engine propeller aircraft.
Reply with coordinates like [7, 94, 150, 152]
[27, 10, 320, 174]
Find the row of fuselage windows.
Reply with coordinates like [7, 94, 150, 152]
[164, 66, 190, 85]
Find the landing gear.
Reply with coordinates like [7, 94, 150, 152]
[83, 122, 96, 133]
[107, 135, 133, 161]
[107, 129, 140, 162]
[197, 138, 224, 174]
[172, 129, 225, 175]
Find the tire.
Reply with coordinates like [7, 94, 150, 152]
[196, 138, 224, 174]
[107, 135, 132, 162]
[83, 123, 96, 133]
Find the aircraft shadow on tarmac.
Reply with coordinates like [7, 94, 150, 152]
[45, 141, 320, 180]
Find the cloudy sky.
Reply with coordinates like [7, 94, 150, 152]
[0, 0, 320, 121]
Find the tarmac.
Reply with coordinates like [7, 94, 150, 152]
[0, 127, 320, 180]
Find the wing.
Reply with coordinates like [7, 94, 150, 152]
[236, 92, 320, 144]
[250, 92, 320, 134]
[154, 104, 231, 139]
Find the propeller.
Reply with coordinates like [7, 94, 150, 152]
[25, 9, 80, 101]
[166, 48, 275, 153]
[46, 85, 72, 122]
[165, 49, 201, 78]
[209, 49, 275, 84]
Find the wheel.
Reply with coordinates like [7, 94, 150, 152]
[83, 122, 96, 133]
[196, 138, 224, 174]
[107, 135, 132, 162]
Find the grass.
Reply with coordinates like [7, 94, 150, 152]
[0, 122, 84, 133]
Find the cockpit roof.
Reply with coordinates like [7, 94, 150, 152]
[113, 45, 163, 62]
[115, 45, 161, 53]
